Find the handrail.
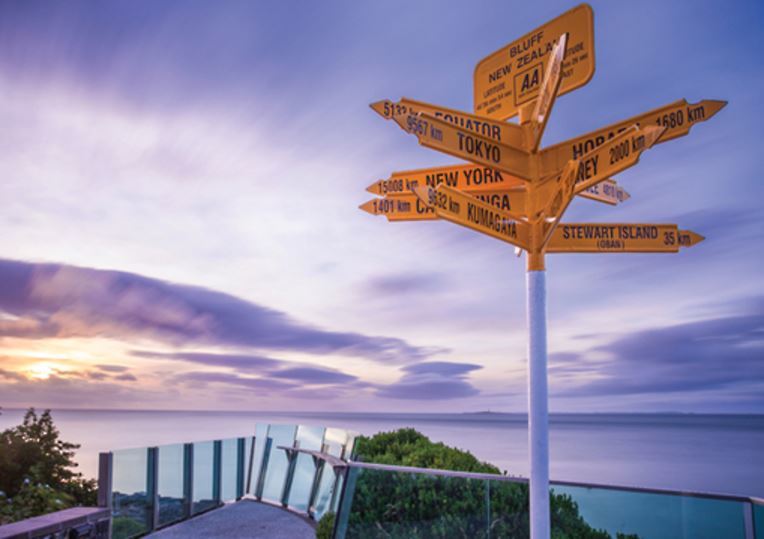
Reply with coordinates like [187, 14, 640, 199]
[277, 446, 348, 471]
[346, 459, 759, 504]
[348, 460, 526, 483]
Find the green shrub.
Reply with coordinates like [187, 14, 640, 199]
[344, 428, 620, 539]
[0, 408, 96, 524]
[315, 511, 335, 539]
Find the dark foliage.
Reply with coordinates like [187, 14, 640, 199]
[0, 408, 97, 524]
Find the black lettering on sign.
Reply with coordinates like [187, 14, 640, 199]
[687, 105, 705, 123]
[466, 202, 517, 238]
[576, 155, 599, 183]
[415, 199, 434, 215]
[489, 64, 512, 82]
[457, 133, 501, 163]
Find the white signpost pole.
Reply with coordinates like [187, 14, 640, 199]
[527, 267, 550, 539]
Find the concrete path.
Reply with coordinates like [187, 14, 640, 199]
[145, 500, 316, 539]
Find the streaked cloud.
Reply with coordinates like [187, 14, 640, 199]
[0, 259, 442, 364]
[376, 361, 483, 400]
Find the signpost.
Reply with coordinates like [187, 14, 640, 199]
[361, 5, 723, 538]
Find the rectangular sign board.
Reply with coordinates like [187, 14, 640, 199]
[474, 4, 595, 120]
[546, 223, 704, 253]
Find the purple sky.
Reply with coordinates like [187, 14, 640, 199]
[0, 0, 762, 413]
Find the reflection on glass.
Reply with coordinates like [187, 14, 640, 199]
[312, 464, 338, 520]
[111, 448, 149, 539]
[553, 485, 747, 539]
[192, 441, 217, 514]
[220, 438, 239, 502]
[157, 444, 185, 527]
[259, 424, 297, 503]
[287, 425, 325, 512]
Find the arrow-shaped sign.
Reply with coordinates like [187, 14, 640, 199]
[366, 164, 629, 207]
[370, 98, 527, 149]
[532, 125, 663, 246]
[546, 224, 704, 253]
[539, 99, 726, 172]
[361, 190, 526, 222]
[570, 124, 665, 193]
[412, 184, 531, 249]
[580, 179, 630, 206]
[528, 33, 567, 152]
[394, 112, 536, 180]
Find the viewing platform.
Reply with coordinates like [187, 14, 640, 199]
[144, 500, 314, 538]
[3, 421, 761, 538]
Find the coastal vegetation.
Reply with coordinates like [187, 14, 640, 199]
[0, 408, 96, 524]
[318, 428, 637, 539]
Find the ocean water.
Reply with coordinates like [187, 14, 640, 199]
[0, 409, 761, 498]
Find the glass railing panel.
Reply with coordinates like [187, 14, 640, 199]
[323, 427, 350, 458]
[220, 438, 239, 502]
[488, 477, 529, 537]
[287, 425, 325, 512]
[111, 447, 149, 539]
[192, 441, 217, 514]
[259, 424, 297, 503]
[312, 464, 339, 520]
[247, 424, 268, 495]
[313, 427, 352, 519]
[553, 484, 748, 539]
[340, 467, 492, 538]
[156, 443, 185, 528]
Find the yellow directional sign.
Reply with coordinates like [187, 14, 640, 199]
[474, 4, 595, 120]
[413, 185, 530, 249]
[370, 98, 526, 148]
[359, 196, 435, 221]
[540, 124, 665, 188]
[528, 33, 567, 152]
[394, 112, 536, 180]
[366, 164, 523, 196]
[361, 190, 527, 222]
[546, 224, 704, 253]
[540, 99, 727, 166]
[367, 164, 629, 207]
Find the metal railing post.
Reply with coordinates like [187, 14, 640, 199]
[743, 500, 754, 539]
[280, 441, 300, 507]
[246, 436, 256, 495]
[146, 447, 159, 532]
[97, 452, 113, 509]
[331, 466, 357, 539]
[485, 479, 491, 539]
[97, 452, 113, 539]
[307, 456, 326, 519]
[183, 443, 194, 518]
[236, 438, 246, 500]
[254, 437, 272, 500]
[213, 440, 222, 505]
